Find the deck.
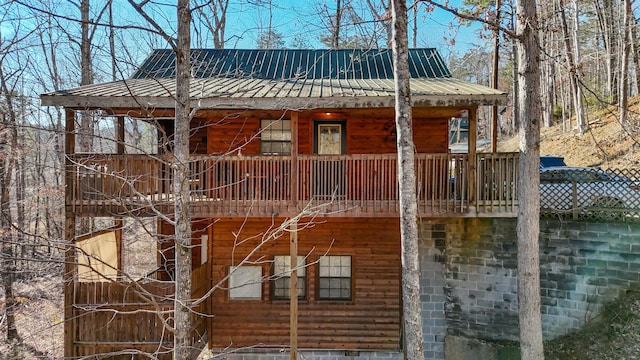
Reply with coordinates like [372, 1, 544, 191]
[66, 152, 519, 218]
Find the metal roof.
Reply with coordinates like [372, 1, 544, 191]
[41, 49, 508, 109]
[131, 49, 451, 79]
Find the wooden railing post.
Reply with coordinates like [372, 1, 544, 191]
[468, 108, 477, 213]
[572, 181, 578, 220]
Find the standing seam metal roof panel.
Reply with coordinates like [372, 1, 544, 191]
[128, 48, 450, 80]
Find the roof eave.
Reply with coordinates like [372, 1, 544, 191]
[40, 93, 508, 110]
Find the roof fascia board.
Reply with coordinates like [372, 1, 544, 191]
[41, 93, 508, 110]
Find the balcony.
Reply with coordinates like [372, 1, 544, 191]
[66, 153, 519, 218]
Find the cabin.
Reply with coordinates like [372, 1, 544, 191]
[41, 49, 513, 360]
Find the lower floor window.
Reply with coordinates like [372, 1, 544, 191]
[318, 255, 352, 300]
[228, 266, 262, 300]
[272, 255, 306, 300]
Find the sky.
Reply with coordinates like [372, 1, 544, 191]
[221, 0, 486, 56]
[0, 0, 490, 90]
[103, 0, 488, 63]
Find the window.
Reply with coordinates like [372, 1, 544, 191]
[318, 255, 352, 300]
[228, 266, 262, 300]
[261, 119, 291, 155]
[272, 256, 306, 300]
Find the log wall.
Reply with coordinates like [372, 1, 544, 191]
[208, 217, 402, 350]
[202, 108, 457, 156]
[158, 218, 212, 280]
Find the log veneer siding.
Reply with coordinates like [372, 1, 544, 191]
[208, 217, 402, 350]
[201, 108, 452, 156]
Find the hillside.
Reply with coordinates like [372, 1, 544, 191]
[545, 289, 640, 360]
[494, 97, 640, 169]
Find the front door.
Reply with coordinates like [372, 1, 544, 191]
[313, 121, 346, 197]
[316, 122, 345, 155]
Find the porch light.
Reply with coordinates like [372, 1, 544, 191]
[314, 112, 345, 118]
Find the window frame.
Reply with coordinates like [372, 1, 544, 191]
[317, 255, 353, 301]
[312, 120, 347, 155]
[271, 255, 306, 301]
[228, 265, 263, 300]
[260, 119, 292, 155]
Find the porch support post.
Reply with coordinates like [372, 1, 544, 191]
[468, 107, 477, 212]
[291, 112, 299, 210]
[289, 220, 298, 360]
[115, 116, 124, 275]
[64, 108, 76, 358]
[65, 109, 76, 205]
[116, 115, 125, 154]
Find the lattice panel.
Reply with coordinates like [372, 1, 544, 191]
[540, 168, 640, 222]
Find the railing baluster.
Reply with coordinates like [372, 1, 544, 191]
[67, 153, 520, 218]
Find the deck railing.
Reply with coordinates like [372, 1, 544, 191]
[69, 264, 209, 359]
[67, 153, 519, 217]
[476, 152, 519, 214]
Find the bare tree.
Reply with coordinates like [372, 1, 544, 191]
[419, 0, 545, 357]
[0, 45, 23, 345]
[332, 0, 343, 48]
[316, 0, 387, 48]
[515, 0, 544, 357]
[618, 0, 632, 125]
[366, 0, 391, 47]
[193, 0, 229, 49]
[595, 0, 619, 103]
[557, 0, 586, 134]
[124, 0, 194, 358]
[390, 1, 424, 359]
[173, 0, 193, 358]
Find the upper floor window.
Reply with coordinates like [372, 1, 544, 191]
[318, 255, 352, 300]
[272, 255, 306, 300]
[261, 119, 291, 155]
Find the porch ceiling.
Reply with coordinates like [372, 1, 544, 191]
[41, 77, 507, 109]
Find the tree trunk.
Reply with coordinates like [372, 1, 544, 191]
[0, 67, 21, 343]
[492, 0, 501, 147]
[558, 0, 584, 135]
[213, 0, 228, 49]
[515, 0, 544, 358]
[173, 0, 193, 359]
[619, 0, 631, 125]
[539, 19, 551, 128]
[109, 1, 117, 81]
[390, 1, 424, 360]
[78, 0, 94, 233]
[512, 39, 519, 133]
[571, 0, 585, 134]
[332, 0, 342, 48]
[194, 0, 229, 49]
[594, 0, 618, 102]
[632, 17, 640, 96]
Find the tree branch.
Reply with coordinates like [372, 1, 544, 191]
[418, 0, 519, 39]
